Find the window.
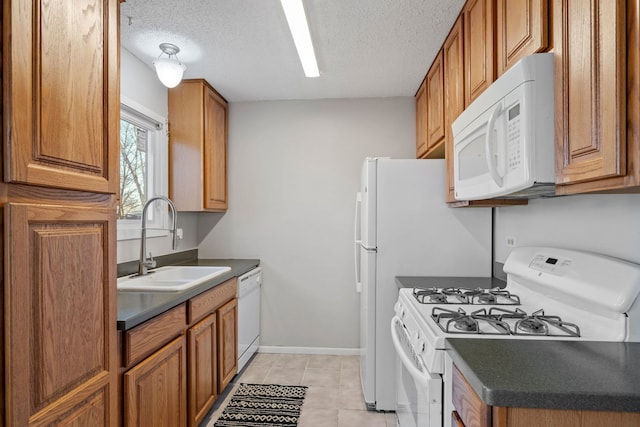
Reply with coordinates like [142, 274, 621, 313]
[118, 97, 168, 241]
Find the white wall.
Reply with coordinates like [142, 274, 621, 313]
[494, 194, 640, 264]
[197, 98, 415, 350]
[118, 48, 199, 263]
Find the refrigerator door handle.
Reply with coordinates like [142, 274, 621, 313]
[354, 192, 362, 293]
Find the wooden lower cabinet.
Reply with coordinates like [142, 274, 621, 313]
[452, 410, 465, 427]
[124, 336, 187, 427]
[452, 364, 640, 427]
[493, 406, 640, 427]
[452, 364, 491, 426]
[217, 298, 238, 393]
[188, 313, 218, 427]
[120, 280, 239, 427]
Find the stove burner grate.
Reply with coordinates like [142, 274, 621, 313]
[431, 307, 510, 335]
[430, 307, 582, 337]
[412, 287, 520, 305]
[413, 287, 470, 304]
[487, 308, 581, 337]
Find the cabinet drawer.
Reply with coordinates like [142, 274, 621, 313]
[188, 278, 237, 323]
[124, 303, 187, 367]
[452, 364, 491, 427]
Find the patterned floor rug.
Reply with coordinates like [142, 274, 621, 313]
[214, 383, 308, 427]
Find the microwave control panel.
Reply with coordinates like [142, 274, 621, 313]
[507, 103, 522, 171]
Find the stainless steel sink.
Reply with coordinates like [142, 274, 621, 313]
[117, 266, 231, 292]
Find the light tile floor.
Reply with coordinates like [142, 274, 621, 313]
[205, 353, 396, 427]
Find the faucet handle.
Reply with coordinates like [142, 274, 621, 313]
[144, 252, 157, 269]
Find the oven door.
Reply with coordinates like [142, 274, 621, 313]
[391, 316, 442, 427]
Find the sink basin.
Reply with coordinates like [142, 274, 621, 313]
[117, 266, 232, 292]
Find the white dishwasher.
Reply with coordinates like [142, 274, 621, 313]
[237, 267, 262, 371]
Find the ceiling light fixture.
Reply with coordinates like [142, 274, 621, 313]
[153, 43, 187, 88]
[280, 0, 320, 78]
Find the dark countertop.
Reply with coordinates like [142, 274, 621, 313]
[446, 338, 640, 412]
[117, 259, 260, 330]
[395, 276, 506, 290]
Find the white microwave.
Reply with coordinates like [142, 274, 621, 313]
[452, 53, 555, 200]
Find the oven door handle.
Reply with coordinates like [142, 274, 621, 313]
[391, 316, 437, 388]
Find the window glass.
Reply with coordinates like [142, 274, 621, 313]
[119, 119, 147, 220]
[118, 98, 168, 241]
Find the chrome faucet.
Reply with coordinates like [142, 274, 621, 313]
[138, 195, 178, 276]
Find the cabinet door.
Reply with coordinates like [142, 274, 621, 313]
[4, 202, 117, 426]
[204, 88, 229, 211]
[444, 16, 465, 202]
[188, 313, 218, 427]
[217, 298, 238, 393]
[415, 79, 428, 158]
[169, 79, 228, 212]
[496, 0, 549, 76]
[124, 336, 187, 427]
[464, 0, 495, 106]
[554, 0, 629, 190]
[426, 51, 445, 156]
[452, 364, 491, 427]
[4, 0, 119, 194]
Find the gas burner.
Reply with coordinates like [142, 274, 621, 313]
[413, 288, 468, 304]
[453, 316, 478, 332]
[429, 294, 448, 304]
[469, 288, 521, 305]
[431, 307, 510, 335]
[514, 309, 581, 337]
[477, 293, 497, 304]
[517, 317, 547, 334]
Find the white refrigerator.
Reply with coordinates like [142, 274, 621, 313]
[355, 158, 492, 411]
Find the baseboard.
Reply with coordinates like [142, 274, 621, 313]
[258, 346, 360, 356]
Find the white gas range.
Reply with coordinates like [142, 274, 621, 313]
[391, 246, 640, 427]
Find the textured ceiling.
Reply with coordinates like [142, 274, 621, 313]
[120, 0, 465, 102]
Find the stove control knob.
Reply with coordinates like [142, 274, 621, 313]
[416, 330, 422, 340]
[417, 339, 425, 354]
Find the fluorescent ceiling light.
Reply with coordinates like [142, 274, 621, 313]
[280, 0, 320, 78]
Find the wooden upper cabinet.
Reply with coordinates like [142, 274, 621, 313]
[3, 0, 119, 194]
[415, 79, 428, 158]
[426, 51, 446, 157]
[464, 0, 495, 106]
[444, 16, 465, 203]
[416, 52, 445, 160]
[554, 0, 640, 194]
[204, 88, 229, 210]
[169, 79, 228, 212]
[496, 0, 549, 76]
[4, 202, 117, 426]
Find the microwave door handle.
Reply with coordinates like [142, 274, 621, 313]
[485, 104, 504, 187]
